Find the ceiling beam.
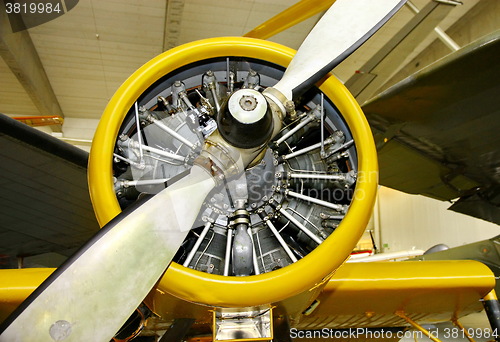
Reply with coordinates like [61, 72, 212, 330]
[406, 0, 460, 51]
[163, 0, 185, 51]
[0, 3, 63, 131]
[344, 0, 460, 105]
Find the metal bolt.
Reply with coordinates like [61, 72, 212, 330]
[49, 320, 72, 341]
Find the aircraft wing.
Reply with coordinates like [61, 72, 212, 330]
[361, 31, 500, 224]
[0, 114, 99, 264]
[296, 260, 493, 331]
[0, 260, 494, 338]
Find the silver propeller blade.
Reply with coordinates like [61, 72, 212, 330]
[0, 165, 215, 342]
[272, 0, 407, 101]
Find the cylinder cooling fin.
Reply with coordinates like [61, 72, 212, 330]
[88, 38, 378, 307]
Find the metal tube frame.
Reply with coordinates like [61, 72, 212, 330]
[153, 119, 196, 149]
[396, 311, 442, 342]
[182, 221, 212, 267]
[287, 190, 345, 212]
[279, 208, 323, 245]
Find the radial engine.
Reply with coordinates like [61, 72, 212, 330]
[88, 38, 378, 340]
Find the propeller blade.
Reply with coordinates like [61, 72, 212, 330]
[271, 0, 407, 101]
[0, 165, 215, 342]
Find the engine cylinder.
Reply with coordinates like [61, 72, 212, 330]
[187, 226, 227, 275]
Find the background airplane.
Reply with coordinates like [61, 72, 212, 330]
[0, 0, 494, 342]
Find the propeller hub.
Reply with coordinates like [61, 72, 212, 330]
[238, 94, 258, 112]
[217, 89, 273, 149]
